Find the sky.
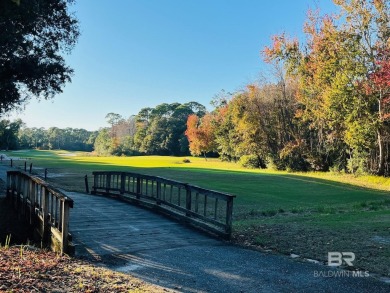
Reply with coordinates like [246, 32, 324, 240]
[9, 0, 337, 131]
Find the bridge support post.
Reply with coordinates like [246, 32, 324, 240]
[29, 180, 36, 225]
[91, 172, 97, 194]
[84, 175, 89, 194]
[105, 174, 111, 194]
[61, 201, 70, 254]
[41, 187, 50, 245]
[185, 185, 192, 217]
[120, 173, 126, 195]
[16, 173, 22, 210]
[156, 181, 161, 205]
[225, 197, 234, 238]
[136, 176, 141, 199]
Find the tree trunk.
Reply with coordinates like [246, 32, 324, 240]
[377, 129, 385, 175]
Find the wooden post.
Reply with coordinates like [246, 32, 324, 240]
[84, 175, 89, 194]
[61, 201, 70, 254]
[24, 161, 27, 171]
[120, 173, 125, 195]
[91, 172, 96, 194]
[16, 173, 22, 209]
[185, 185, 192, 217]
[6, 172, 12, 200]
[156, 181, 161, 205]
[29, 163, 33, 174]
[225, 196, 234, 238]
[29, 181, 36, 225]
[44, 168, 48, 180]
[136, 176, 141, 199]
[10, 159, 13, 167]
[41, 187, 50, 244]
[22, 176, 28, 217]
[105, 173, 111, 194]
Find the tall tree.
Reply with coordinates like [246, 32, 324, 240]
[263, 1, 390, 174]
[0, 119, 24, 150]
[0, 0, 79, 115]
[185, 113, 216, 159]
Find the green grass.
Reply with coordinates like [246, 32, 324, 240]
[5, 149, 390, 220]
[3, 149, 390, 276]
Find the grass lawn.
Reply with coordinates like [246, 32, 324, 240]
[3, 149, 390, 277]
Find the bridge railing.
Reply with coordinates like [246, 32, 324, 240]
[91, 171, 235, 239]
[6, 170, 73, 254]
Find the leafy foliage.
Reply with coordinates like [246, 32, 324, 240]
[0, 0, 79, 115]
[262, 0, 390, 174]
[238, 155, 266, 169]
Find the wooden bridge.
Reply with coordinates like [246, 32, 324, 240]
[3, 168, 390, 292]
[5, 170, 235, 254]
[91, 171, 235, 239]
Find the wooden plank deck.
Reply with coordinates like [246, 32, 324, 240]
[68, 192, 219, 258]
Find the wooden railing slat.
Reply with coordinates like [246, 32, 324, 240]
[6, 170, 73, 254]
[91, 171, 235, 238]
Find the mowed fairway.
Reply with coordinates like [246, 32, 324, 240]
[4, 150, 390, 276]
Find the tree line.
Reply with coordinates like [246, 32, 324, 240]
[187, 0, 390, 175]
[93, 102, 206, 156]
[0, 119, 97, 152]
[0, 101, 206, 155]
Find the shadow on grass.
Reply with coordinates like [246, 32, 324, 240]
[3, 156, 389, 211]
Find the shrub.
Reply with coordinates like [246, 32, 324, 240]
[239, 155, 266, 169]
[279, 141, 311, 171]
[347, 150, 368, 175]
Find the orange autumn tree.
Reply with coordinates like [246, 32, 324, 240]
[185, 113, 216, 159]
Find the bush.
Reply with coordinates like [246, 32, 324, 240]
[347, 151, 368, 175]
[279, 141, 311, 171]
[239, 155, 266, 169]
[182, 158, 191, 163]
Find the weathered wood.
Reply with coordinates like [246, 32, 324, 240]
[29, 180, 35, 225]
[84, 175, 90, 194]
[226, 196, 234, 235]
[186, 186, 192, 217]
[91, 171, 236, 239]
[120, 173, 125, 194]
[61, 200, 70, 254]
[6, 170, 74, 254]
[156, 181, 161, 205]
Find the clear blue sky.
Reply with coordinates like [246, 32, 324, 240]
[9, 0, 336, 131]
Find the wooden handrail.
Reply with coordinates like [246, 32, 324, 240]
[91, 171, 235, 239]
[6, 170, 73, 254]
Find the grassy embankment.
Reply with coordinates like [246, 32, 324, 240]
[3, 149, 390, 277]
